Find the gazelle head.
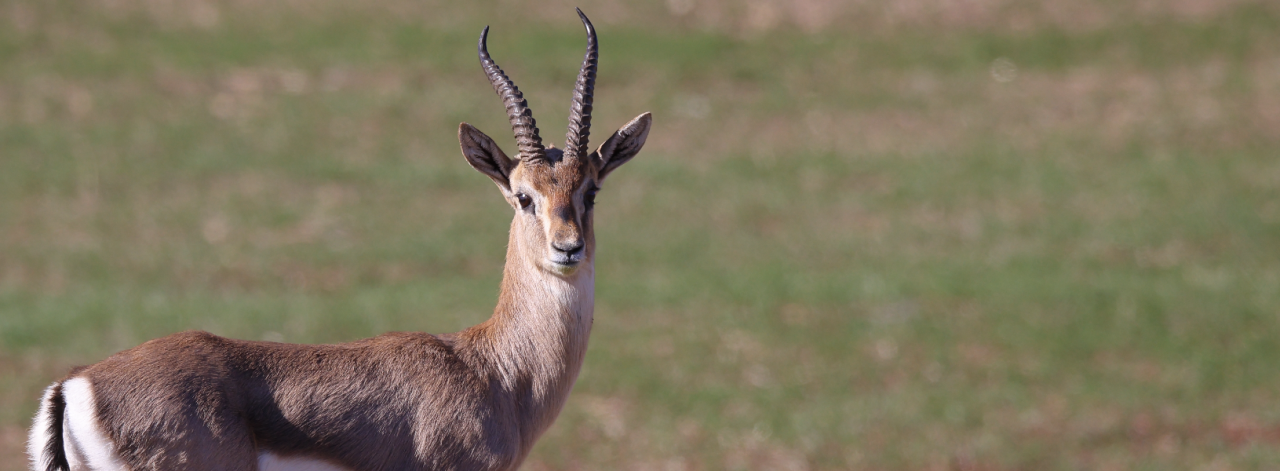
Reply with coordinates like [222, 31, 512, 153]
[459, 9, 651, 277]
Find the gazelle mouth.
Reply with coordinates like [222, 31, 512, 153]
[549, 257, 582, 267]
[547, 252, 586, 271]
[545, 258, 583, 275]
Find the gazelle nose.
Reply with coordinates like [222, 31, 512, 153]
[552, 240, 584, 256]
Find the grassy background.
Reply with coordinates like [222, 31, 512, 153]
[3, 0, 1280, 469]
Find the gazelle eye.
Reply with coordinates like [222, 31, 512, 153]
[584, 189, 598, 209]
[515, 193, 533, 209]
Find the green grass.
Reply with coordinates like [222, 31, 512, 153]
[3, 1, 1280, 469]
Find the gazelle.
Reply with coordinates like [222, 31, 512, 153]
[28, 9, 651, 471]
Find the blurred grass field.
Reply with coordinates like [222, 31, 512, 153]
[3, 0, 1280, 469]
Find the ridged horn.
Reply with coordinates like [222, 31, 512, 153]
[563, 8, 597, 160]
[478, 25, 546, 161]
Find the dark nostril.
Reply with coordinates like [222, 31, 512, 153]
[554, 240, 585, 255]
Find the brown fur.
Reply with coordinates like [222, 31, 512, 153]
[31, 13, 652, 471]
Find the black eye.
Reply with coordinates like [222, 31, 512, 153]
[584, 189, 598, 209]
[515, 193, 533, 210]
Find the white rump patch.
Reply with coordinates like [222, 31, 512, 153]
[259, 452, 354, 471]
[27, 384, 59, 471]
[62, 377, 128, 471]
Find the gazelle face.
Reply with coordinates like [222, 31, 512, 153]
[459, 113, 651, 277]
[457, 10, 651, 277]
[505, 151, 598, 274]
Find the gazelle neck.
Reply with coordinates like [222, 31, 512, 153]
[464, 222, 595, 442]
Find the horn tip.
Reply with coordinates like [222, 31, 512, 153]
[576, 8, 592, 29]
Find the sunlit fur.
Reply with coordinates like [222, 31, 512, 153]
[27, 13, 650, 470]
[26, 114, 649, 471]
[26, 385, 57, 471]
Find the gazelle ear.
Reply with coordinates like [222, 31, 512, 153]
[459, 123, 516, 194]
[594, 112, 651, 181]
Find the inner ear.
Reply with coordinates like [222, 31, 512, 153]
[459, 123, 516, 194]
[594, 112, 652, 181]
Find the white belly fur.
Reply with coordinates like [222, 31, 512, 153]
[62, 377, 128, 471]
[259, 452, 355, 471]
